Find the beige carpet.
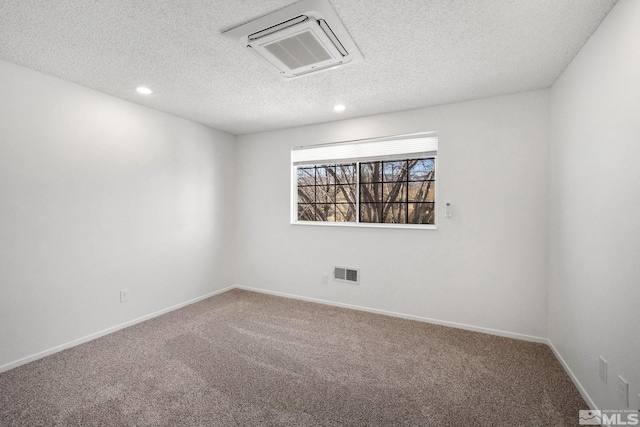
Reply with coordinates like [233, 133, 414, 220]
[0, 289, 586, 426]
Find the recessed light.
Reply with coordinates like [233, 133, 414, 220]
[136, 86, 153, 95]
[333, 104, 346, 112]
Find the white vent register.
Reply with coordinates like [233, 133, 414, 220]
[223, 0, 363, 78]
[334, 267, 359, 284]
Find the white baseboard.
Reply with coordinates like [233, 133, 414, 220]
[234, 285, 548, 344]
[0, 285, 235, 374]
[547, 339, 597, 410]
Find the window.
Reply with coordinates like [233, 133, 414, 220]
[292, 132, 437, 228]
[297, 164, 357, 222]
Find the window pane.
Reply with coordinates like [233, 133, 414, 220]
[383, 182, 407, 203]
[298, 186, 315, 204]
[408, 203, 435, 224]
[383, 161, 406, 182]
[316, 185, 335, 203]
[315, 204, 335, 222]
[360, 162, 382, 183]
[298, 204, 316, 221]
[409, 158, 435, 181]
[360, 182, 382, 204]
[316, 166, 335, 186]
[382, 203, 407, 224]
[297, 167, 315, 186]
[335, 184, 356, 204]
[336, 203, 356, 222]
[408, 181, 435, 202]
[335, 164, 356, 184]
[360, 203, 383, 223]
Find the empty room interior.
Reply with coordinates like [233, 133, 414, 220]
[1, 0, 638, 425]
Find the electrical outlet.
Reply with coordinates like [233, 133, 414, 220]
[120, 289, 129, 302]
[321, 274, 328, 284]
[599, 356, 607, 383]
[618, 376, 629, 407]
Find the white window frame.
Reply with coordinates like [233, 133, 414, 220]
[291, 132, 438, 230]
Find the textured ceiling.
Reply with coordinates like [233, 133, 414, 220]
[0, 0, 617, 135]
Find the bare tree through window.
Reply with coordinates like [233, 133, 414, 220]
[297, 164, 357, 222]
[297, 158, 435, 225]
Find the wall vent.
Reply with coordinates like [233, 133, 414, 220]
[333, 266, 359, 284]
[222, 0, 363, 78]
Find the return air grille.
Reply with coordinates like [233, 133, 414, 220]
[222, 0, 363, 79]
[334, 267, 359, 284]
[264, 29, 333, 69]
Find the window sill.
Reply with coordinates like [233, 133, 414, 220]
[290, 221, 437, 230]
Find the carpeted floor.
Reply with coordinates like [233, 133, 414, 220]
[0, 289, 586, 426]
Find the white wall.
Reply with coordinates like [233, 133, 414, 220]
[235, 90, 550, 340]
[0, 59, 236, 369]
[4, 1, 635, 410]
[548, 0, 640, 411]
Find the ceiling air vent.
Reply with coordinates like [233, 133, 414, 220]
[222, 0, 363, 78]
[334, 266, 359, 284]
